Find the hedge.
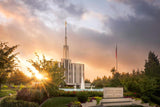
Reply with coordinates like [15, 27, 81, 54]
[59, 90, 103, 97]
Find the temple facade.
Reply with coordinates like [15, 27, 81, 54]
[60, 21, 84, 86]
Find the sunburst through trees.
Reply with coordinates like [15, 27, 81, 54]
[28, 53, 65, 97]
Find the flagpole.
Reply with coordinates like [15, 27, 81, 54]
[116, 44, 118, 71]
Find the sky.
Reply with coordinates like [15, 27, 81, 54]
[0, 0, 160, 81]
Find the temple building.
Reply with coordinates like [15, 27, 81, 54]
[60, 21, 85, 87]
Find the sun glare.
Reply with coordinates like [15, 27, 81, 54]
[35, 73, 43, 80]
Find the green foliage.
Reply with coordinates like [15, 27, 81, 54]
[59, 90, 77, 97]
[151, 95, 160, 105]
[85, 79, 91, 83]
[87, 97, 102, 104]
[77, 92, 88, 103]
[94, 97, 102, 104]
[92, 76, 111, 88]
[0, 88, 17, 98]
[2, 85, 8, 89]
[0, 42, 18, 90]
[90, 51, 160, 105]
[124, 92, 140, 98]
[144, 51, 160, 77]
[68, 101, 81, 107]
[16, 88, 45, 104]
[58, 91, 103, 98]
[86, 91, 103, 97]
[141, 96, 150, 103]
[41, 97, 77, 107]
[0, 96, 39, 107]
[8, 69, 31, 85]
[19, 84, 26, 90]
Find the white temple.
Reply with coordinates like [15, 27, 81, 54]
[60, 21, 85, 87]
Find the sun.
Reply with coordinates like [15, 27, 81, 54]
[35, 73, 43, 80]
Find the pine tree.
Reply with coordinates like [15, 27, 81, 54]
[144, 51, 160, 77]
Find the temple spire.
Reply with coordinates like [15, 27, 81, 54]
[63, 20, 69, 59]
[65, 21, 67, 45]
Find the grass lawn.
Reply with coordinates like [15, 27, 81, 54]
[41, 97, 77, 107]
[0, 88, 17, 98]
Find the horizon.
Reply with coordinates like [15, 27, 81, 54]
[0, 0, 160, 81]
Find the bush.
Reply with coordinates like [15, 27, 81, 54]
[86, 91, 103, 97]
[19, 84, 25, 90]
[0, 96, 39, 107]
[16, 88, 46, 104]
[124, 92, 140, 98]
[141, 96, 150, 103]
[68, 101, 82, 107]
[151, 95, 160, 105]
[2, 85, 8, 89]
[94, 97, 102, 104]
[30, 89, 44, 103]
[49, 89, 60, 97]
[59, 90, 77, 97]
[59, 91, 103, 97]
[87, 97, 102, 104]
[77, 92, 88, 103]
[153, 89, 160, 97]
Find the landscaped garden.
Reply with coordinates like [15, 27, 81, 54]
[0, 42, 103, 107]
[0, 42, 160, 107]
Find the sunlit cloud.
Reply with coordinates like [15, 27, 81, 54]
[0, 0, 160, 81]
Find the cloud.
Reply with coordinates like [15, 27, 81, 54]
[52, 0, 86, 17]
[0, 0, 160, 81]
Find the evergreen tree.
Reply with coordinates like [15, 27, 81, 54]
[144, 51, 160, 77]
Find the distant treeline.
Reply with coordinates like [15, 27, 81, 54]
[91, 51, 160, 104]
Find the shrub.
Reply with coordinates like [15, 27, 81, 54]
[30, 89, 44, 103]
[68, 101, 82, 107]
[141, 96, 150, 103]
[124, 92, 140, 98]
[151, 95, 160, 105]
[59, 91, 77, 97]
[59, 91, 102, 97]
[19, 84, 25, 90]
[86, 91, 103, 97]
[12, 85, 18, 88]
[2, 85, 8, 89]
[0, 96, 39, 107]
[16, 88, 45, 104]
[49, 89, 61, 97]
[77, 92, 88, 103]
[87, 97, 102, 104]
[94, 97, 102, 104]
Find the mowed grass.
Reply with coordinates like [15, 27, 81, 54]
[41, 97, 77, 107]
[0, 89, 17, 98]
